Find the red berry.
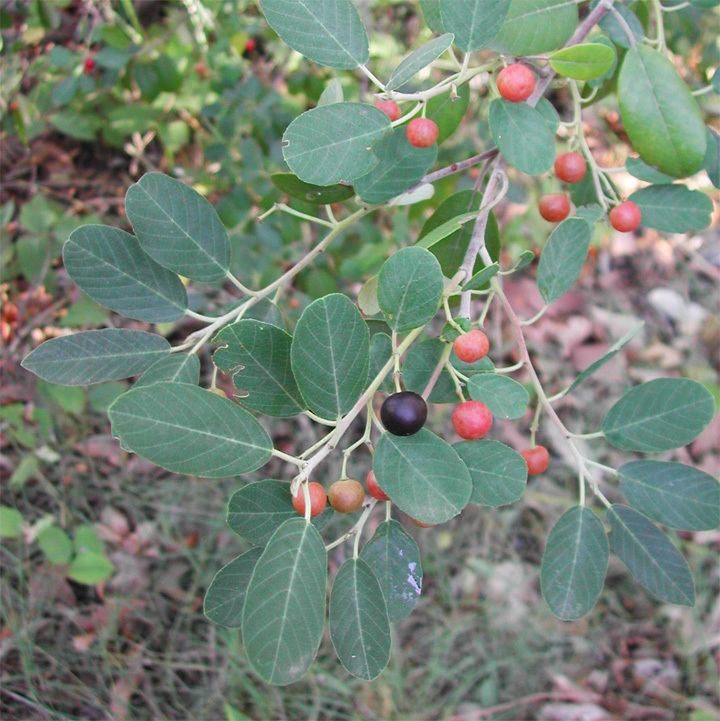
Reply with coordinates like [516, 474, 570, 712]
[375, 99, 402, 122]
[554, 152, 587, 183]
[244, 38, 257, 53]
[406, 118, 438, 148]
[328, 479, 365, 513]
[366, 470, 390, 501]
[520, 446, 550, 476]
[609, 201, 642, 233]
[538, 193, 571, 223]
[452, 401, 493, 440]
[453, 329, 490, 364]
[496, 63, 535, 103]
[292, 481, 327, 517]
[83, 56, 96, 75]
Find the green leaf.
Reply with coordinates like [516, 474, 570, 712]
[330, 558, 392, 680]
[463, 263, 500, 291]
[38, 381, 85, 414]
[73, 525, 105, 555]
[22, 330, 170, 386]
[489, 100, 556, 176]
[541, 507, 608, 620]
[420, 0, 445, 33]
[628, 185, 713, 233]
[491, 0, 578, 55]
[454, 439, 527, 507]
[426, 83, 470, 144]
[386, 33, 455, 90]
[549, 43, 615, 80]
[63, 225, 187, 322]
[625, 157, 675, 185]
[608, 505, 695, 606]
[618, 45, 707, 178]
[242, 519, 327, 685]
[67, 551, 114, 585]
[108, 382, 272, 477]
[134, 353, 201, 388]
[318, 78, 344, 105]
[360, 520, 423, 621]
[602, 378, 715, 452]
[37, 525, 73, 565]
[566, 324, 642, 394]
[368, 332, 394, 393]
[270, 173, 354, 205]
[227, 479, 331, 545]
[537, 218, 593, 304]
[125, 172, 230, 283]
[378, 247, 444, 334]
[203, 547, 263, 628]
[354, 127, 438, 204]
[214, 320, 304, 418]
[597, 1, 644, 48]
[282, 103, 391, 186]
[258, 0, 369, 69]
[618, 461, 720, 531]
[0, 506, 23, 538]
[440, 0, 509, 51]
[291, 294, 369, 419]
[467, 374, 529, 419]
[403, 338, 457, 404]
[704, 129, 720, 189]
[374, 429, 472, 524]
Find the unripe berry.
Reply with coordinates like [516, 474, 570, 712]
[375, 99, 402, 122]
[381, 391, 427, 436]
[554, 152, 587, 183]
[406, 118, 439, 148]
[452, 400, 493, 440]
[328, 479, 365, 513]
[496, 63, 535, 103]
[609, 201, 642, 233]
[453, 329, 490, 364]
[520, 445, 550, 476]
[538, 193, 571, 223]
[366, 470, 390, 501]
[292, 481, 327, 517]
[83, 56, 96, 75]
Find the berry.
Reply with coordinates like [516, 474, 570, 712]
[406, 118, 439, 148]
[453, 329, 490, 364]
[244, 38, 257, 54]
[520, 445, 550, 476]
[609, 201, 642, 233]
[375, 99, 402, 122]
[329, 479, 365, 513]
[538, 193, 571, 223]
[366, 470, 390, 501]
[381, 391, 428, 436]
[496, 63, 535, 103]
[292, 481, 327, 517]
[554, 152, 587, 183]
[452, 400, 493, 440]
[83, 56, 96, 75]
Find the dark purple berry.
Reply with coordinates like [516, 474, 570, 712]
[380, 391, 427, 436]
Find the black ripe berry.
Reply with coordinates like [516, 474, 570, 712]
[381, 391, 427, 436]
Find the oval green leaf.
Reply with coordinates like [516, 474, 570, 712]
[270, 173, 354, 205]
[134, 353, 201, 388]
[242, 519, 328, 685]
[378, 247, 444, 334]
[108, 382, 272, 477]
[491, 0, 578, 55]
[618, 45, 706, 178]
[67, 551, 114, 585]
[291, 294, 370, 419]
[602, 378, 715, 452]
[608, 505, 695, 606]
[628, 185, 713, 233]
[259, 0, 369, 69]
[549, 43, 615, 80]
[439, 0, 510, 51]
[467, 373, 529, 419]
[203, 547, 263, 628]
[125, 172, 230, 283]
[386, 33, 455, 90]
[329, 558, 392, 680]
[282, 103, 391, 186]
[214, 320, 304, 418]
[374, 429, 472, 524]
[540, 506, 609, 620]
[63, 225, 187, 322]
[22, 329, 170, 386]
[454, 439, 528, 507]
[618, 461, 720, 531]
[426, 82, 470, 144]
[360, 520, 423, 621]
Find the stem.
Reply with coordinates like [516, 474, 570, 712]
[420, 149, 499, 187]
[272, 449, 305, 467]
[608, 5, 637, 47]
[225, 271, 258, 296]
[520, 305, 549, 326]
[422, 344, 452, 400]
[568, 431, 604, 440]
[360, 65, 386, 91]
[326, 500, 377, 552]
